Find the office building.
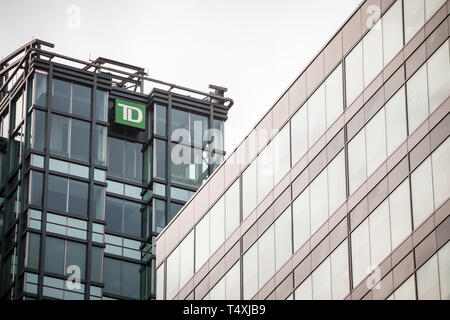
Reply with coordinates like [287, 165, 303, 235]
[0, 40, 232, 300]
[156, 0, 450, 300]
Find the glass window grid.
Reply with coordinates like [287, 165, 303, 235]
[106, 179, 142, 200]
[51, 78, 92, 119]
[104, 234, 141, 260]
[411, 137, 450, 229]
[345, 0, 404, 107]
[294, 240, 349, 300]
[243, 207, 292, 299]
[49, 114, 91, 163]
[45, 212, 88, 240]
[49, 158, 89, 179]
[47, 173, 89, 217]
[42, 275, 85, 300]
[27, 209, 42, 230]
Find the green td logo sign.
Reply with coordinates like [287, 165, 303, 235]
[115, 98, 146, 129]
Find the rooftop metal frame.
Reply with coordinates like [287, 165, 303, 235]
[0, 39, 233, 109]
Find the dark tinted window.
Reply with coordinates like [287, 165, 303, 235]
[72, 84, 91, 118]
[125, 142, 142, 182]
[103, 257, 121, 296]
[108, 137, 124, 178]
[47, 175, 67, 212]
[124, 201, 141, 237]
[52, 79, 70, 113]
[71, 119, 90, 162]
[45, 236, 65, 274]
[105, 196, 123, 234]
[68, 180, 88, 216]
[66, 240, 86, 279]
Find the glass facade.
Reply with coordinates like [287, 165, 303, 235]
[0, 42, 230, 300]
[156, 0, 449, 301]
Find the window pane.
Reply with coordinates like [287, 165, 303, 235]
[293, 188, 310, 252]
[123, 200, 141, 237]
[166, 246, 179, 300]
[169, 202, 183, 221]
[438, 241, 450, 299]
[47, 175, 67, 212]
[369, 200, 391, 266]
[257, 142, 273, 203]
[295, 276, 312, 300]
[404, 0, 425, 43]
[195, 212, 209, 272]
[45, 236, 65, 275]
[210, 277, 225, 300]
[190, 113, 208, 147]
[258, 225, 275, 288]
[385, 87, 407, 156]
[243, 244, 258, 300]
[348, 129, 366, 194]
[325, 64, 343, 128]
[155, 105, 166, 136]
[105, 196, 123, 234]
[33, 110, 46, 151]
[27, 233, 40, 269]
[363, 20, 383, 87]
[71, 119, 90, 162]
[210, 197, 225, 255]
[52, 79, 70, 113]
[351, 219, 370, 286]
[153, 199, 166, 233]
[345, 42, 364, 106]
[328, 151, 346, 214]
[225, 179, 240, 238]
[417, 254, 440, 299]
[171, 109, 189, 141]
[95, 90, 107, 121]
[225, 262, 240, 300]
[179, 230, 194, 290]
[275, 207, 292, 271]
[92, 185, 105, 220]
[427, 40, 450, 113]
[242, 161, 257, 220]
[308, 84, 326, 146]
[407, 62, 429, 134]
[312, 258, 331, 300]
[122, 261, 140, 299]
[154, 139, 166, 180]
[50, 114, 69, 157]
[425, 0, 446, 20]
[330, 240, 349, 300]
[35, 73, 47, 107]
[393, 275, 416, 300]
[291, 105, 308, 165]
[66, 240, 86, 279]
[72, 83, 91, 118]
[366, 108, 387, 176]
[382, 0, 403, 65]
[68, 179, 88, 217]
[432, 138, 450, 209]
[103, 257, 121, 296]
[108, 137, 124, 178]
[411, 157, 434, 228]
[273, 124, 290, 185]
[30, 171, 43, 206]
[389, 179, 412, 249]
[125, 142, 142, 182]
[95, 125, 107, 166]
[156, 264, 164, 300]
[91, 246, 103, 283]
[310, 169, 328, 235]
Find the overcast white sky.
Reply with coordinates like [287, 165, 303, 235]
[0, 0, 361, 153]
